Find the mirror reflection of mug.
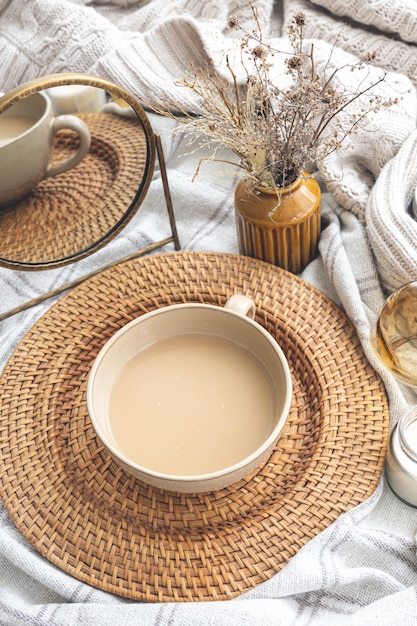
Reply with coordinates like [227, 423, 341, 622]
[46, 85, 108, 114]
[0, 92, 91, 206]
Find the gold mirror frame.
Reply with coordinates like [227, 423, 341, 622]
[0, 72, 180, 271]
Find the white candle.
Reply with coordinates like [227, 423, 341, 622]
[386, 407, 417, 507]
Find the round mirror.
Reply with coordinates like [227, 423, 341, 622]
[0, 73, 156, 270]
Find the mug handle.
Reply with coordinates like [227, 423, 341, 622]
[224, 294, 256, 319]
[47, 115, 91, 177]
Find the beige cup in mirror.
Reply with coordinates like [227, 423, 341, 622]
[0, 91, 91, 206]
[46, 84, 108, 114]
[87, 295, 292, 494]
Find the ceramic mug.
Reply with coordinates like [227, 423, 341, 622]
[0, 91, 91, 206]
[87, 295, 293, 493]
[46, 84, 107, 114]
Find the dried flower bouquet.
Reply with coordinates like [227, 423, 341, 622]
[151, 3, 398, 193]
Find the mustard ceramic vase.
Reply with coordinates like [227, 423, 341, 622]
[234, 172, 321, 274]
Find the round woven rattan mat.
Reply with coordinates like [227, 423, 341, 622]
[0, 111, 147, 265]
[0, 251, 389, 602]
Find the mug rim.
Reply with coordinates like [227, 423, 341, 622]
[86, 302, 293, 485]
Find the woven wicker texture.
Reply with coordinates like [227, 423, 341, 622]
[0, 111, 147, 264]
[0, 251, 389, 602]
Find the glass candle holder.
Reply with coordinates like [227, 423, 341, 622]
[385, 405, 417, 507]
[371, 281, 417, 386]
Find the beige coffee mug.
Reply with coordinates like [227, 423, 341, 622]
[46, 85, 107, 114]
[87, 295, 292, 493]
[0, 91, 91, 206]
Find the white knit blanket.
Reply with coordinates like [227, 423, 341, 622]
[1, 1, 417, 624]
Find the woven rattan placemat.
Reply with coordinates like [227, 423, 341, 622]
[0, 251, 389, 602]
[0, 111, 147, 265]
